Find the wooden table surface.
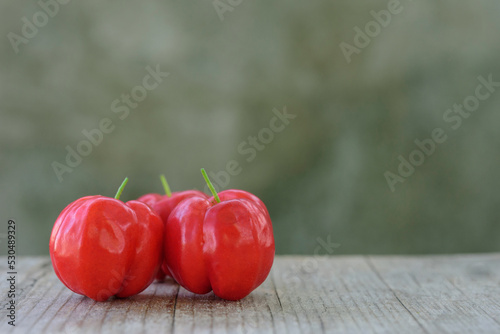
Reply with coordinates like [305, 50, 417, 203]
[1, 254, 499, 333]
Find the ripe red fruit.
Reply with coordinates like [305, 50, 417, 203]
[137, 175, 208, 280]
[164, 169, 275, 300]
[50, 178, 163, 302]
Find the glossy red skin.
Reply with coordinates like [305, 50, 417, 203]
[137, 190, 208, 280]
[136, 193, 163, 208]
[50, 196, 163, 302]
[164, 189, 275, 301]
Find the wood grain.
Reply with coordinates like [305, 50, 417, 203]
[0, 254, 499, 333]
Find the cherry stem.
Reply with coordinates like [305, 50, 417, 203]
[201, 168, 220, 203]
[114, 177, 129, 200]
[160, 174, 172, 197]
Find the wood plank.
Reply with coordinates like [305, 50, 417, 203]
[272, 256, 424, 333]
[0, 257, 49, 312]
[368, 254, 500, 333]
[171, 274, 279, 334]
[0, 255, 499, 333]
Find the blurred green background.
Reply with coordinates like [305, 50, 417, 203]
[1, 0, 500, 256]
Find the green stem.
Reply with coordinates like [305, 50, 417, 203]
[114, 177, 129, 200]
[201, 168, 220, 203]
[160, 174, 172, 197]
